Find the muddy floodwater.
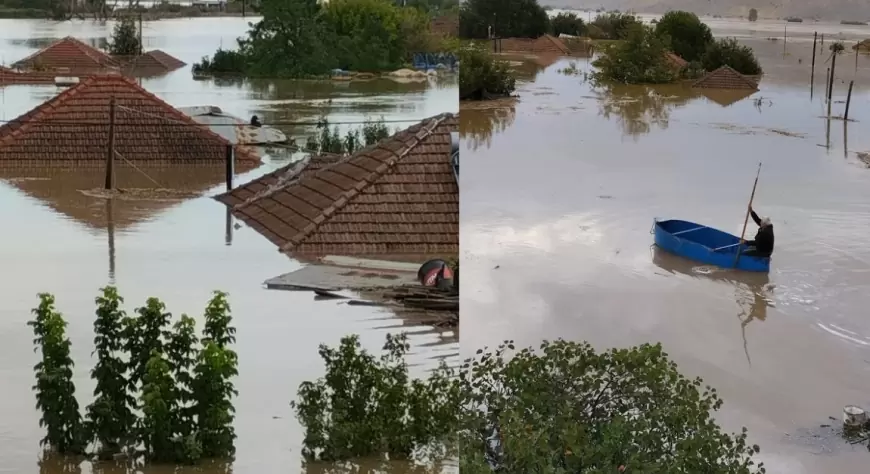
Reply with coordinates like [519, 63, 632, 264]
[0, 17, 457, 474]
[461, 20, 870, 474]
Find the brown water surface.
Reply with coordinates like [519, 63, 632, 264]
[0, 17, 457, 474]
[461, 27, 870, 473]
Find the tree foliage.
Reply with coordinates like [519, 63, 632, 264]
[458, 339, 766, 473]
[305, 117, 392, 155]
[549, 12, 586, 37]
[702, 37, 763, 75]
[459, 0, 550, 39]
[748, 8, 758, 22]
[458, 45, 516, 100]
[593, 24, 678, 84]
[588, 12, 642, 40]
[654, 10, 713, 62]
[108, 16, 141, 56]
[85, 287, 136, 459]
[291, 333, 460, 461]
[28, 289, 239, 465]
[194, 0, 446, 78]
[29, 294, 85, 455]
[293, 334, 767, 471]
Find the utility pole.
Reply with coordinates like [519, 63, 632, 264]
[104, 97, 116, 190]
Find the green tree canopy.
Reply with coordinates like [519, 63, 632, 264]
[322, 0, 407, 71]
[702, 37, 763, 75]
[654, 10, 713, 62]
[458, 339, 766, 473]
[588, 12, 642, 39]
[459, 45, 516, 100]
[592, 24, 678, 84]
[748, 8, 758, 22]
[550, 12, 586, 37]
[459, 0, 550, 39]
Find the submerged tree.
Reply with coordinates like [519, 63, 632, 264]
[29, 294, 85, 454]
[140, 350, 177, 462]
[593, 24, 677, 84]
[167, 315, 199, 443]
[85, 286, 136, 459]
[458, 339, 766, 473]
[748, 8, 758, 22]
[108, 16, 141, 56]
[126, 297, 172, 393]
[193, 291, 239, 458]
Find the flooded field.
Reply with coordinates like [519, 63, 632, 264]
[0, 17, 457, 474]
[461, 22, 870, 474]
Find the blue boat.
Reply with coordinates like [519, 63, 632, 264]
[652, 219, 770, 273]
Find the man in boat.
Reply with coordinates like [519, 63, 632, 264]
[743, 207, 774, 257]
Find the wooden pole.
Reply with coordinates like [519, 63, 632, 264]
[856, 45, 859, 73]
[821, 33, 825, 46]
[734, 162, 762, 268]
[844, 80, 854, 120]
[828, 53, 838, 118]
[225, 207, 233, 246]
[242, 0, 246, 17]
[106, 198, 115, 282]
[823, 68, 831, 102]
[783, 22, 787, 56]
[104, 97, 116, 190]
[138, 13, 143, 56]
[225, 144, 234, 190]
[811, 32, 817, 96]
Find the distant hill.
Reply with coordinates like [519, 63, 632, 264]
[541, 0, 870, 22]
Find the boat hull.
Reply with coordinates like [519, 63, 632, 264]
[653, 219, 770, 273]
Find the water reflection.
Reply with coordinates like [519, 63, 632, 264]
[38, 454, 235, 474]
[458, 100, 516, 151]
[651, 247, 773, 366]
[0, 167, 228, 229]
[595, 83, 701, 138]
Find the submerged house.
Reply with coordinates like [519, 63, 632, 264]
[118, 50, 187, 77]
[215, 113, 459, 263]
[0, 74, 261, 169]
[11, 36, 121, 75]
[692, 65, 759, 107]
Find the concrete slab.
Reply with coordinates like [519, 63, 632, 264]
[264, 264, 417, 291]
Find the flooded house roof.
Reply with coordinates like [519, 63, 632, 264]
[692, 66, 759, 90]
[215, 113, 459, 260]
[499, 34, 572, 56]
[119, 50, 187, 77]
[0, 66, 57, 85]
[0, 74, 261, 168]
[215, 153, 343, 207]
[11, 36, 120, 74]
[663, 52, 688, 70]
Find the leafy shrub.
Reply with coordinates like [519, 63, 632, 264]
[592, 24, 678, 84]
[291, 333, 460, 461]
[589, 12, 642, 40]
[654, 10, 713, 62]
[550, 12, 586, 36]
[458, 339, 766, 473]
[29, 289, 239, 464]
[458, 46, 516, 100]
[192, 48, 249, 76]
[108, 16, 141, 56]
[702, 37, 763, 75]
[305, 117, 392, 155]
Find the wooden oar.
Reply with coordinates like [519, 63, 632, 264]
[734, 162, 762, 268]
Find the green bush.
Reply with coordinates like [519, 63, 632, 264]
[654, 10, 713, 62]
[589, 12, 642, 40]
[550, 12, 586, 36]
[192, 48, 248, 76]
[592, 24, 678, 84]
[458, 46, 516, 100]
[702, 37, 763, 75]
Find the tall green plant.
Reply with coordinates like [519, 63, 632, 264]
[193, 291, 239, 458]
[126, 297, 172, 393]
[291, 333, 459, 461]
[29, 293, 85, 454]
[109, 16, 141, 56]
[140, 350, 177, 462]
[85, 286, 135, 459]
[167, 315, 199, 441]
[458, 45, 516, 100]
[592, 24, 678, 84]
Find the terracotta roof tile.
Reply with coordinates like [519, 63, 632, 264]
[121, 50, 187, 77]
[692, 65, 759, 90]
[215, 114, 458, 259]
[12, 36, 120, 74]
[663, 52, 688, 70]
[0, 74, 261, 168]
[499, 34, 572, 56]
[0, 66, 57, 85]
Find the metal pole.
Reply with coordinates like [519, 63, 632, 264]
[225, 144, 234, 191]
[811, 32, 817, 96]
[104, 97, 116, 190]
[827, 53, 838, 118]
[844, 80, 854, 121]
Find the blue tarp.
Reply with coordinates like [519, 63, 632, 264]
[412, 52, 457, 70]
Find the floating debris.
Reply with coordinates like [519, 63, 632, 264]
[79, 188, 203, 201]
